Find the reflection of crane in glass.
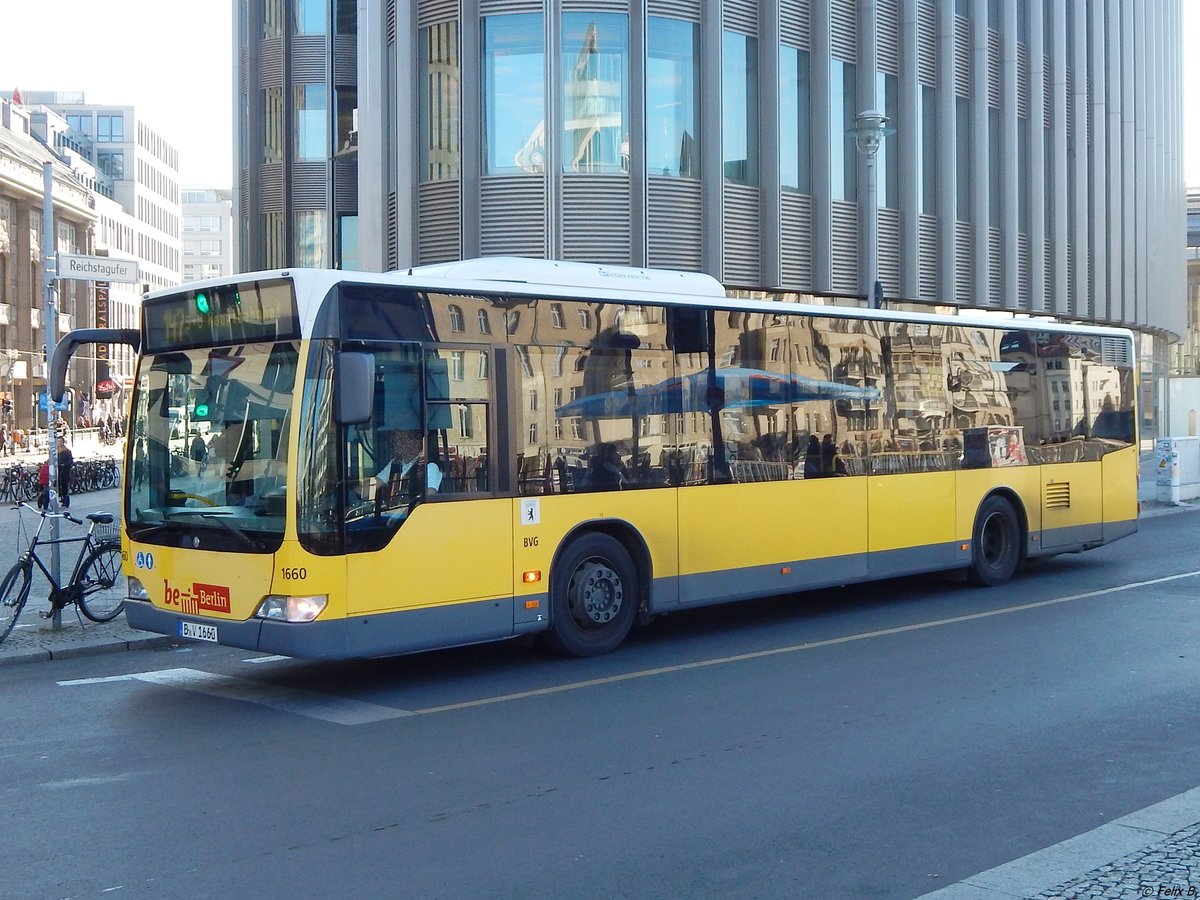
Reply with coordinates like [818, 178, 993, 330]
[511, 21, 627, 173]
[565, 22, 626, 172]
[513, 120, 545, 172]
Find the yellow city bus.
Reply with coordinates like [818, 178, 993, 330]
[53, 258, 1139, 658]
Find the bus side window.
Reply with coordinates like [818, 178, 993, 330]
[425, 346, 491, 495]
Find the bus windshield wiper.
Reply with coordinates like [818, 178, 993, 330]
[199, 513, 266, 551]
[127, 518, 187, 540]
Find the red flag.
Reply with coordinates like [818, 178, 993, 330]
[11, 88, 22, 106]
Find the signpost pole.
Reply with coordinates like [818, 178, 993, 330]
[41, 162, 63, 629]
[44, 238, 139, 631]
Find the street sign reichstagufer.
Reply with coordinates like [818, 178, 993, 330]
[56, 254, 139, 284]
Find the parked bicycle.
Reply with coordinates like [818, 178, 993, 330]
[0, 463, 38, 504]
[69, 457, 121, 494]
[0, 502, 125, 644]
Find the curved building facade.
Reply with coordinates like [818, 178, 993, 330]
[236, 0, 1186, 342]
[236, 0, 361, 272]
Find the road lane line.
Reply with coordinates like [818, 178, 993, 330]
[55, 570, 1200, 724]
[58, 674, 140, 685]
[60, 667, 417, 725]
[414, 569, 1200, 715]
[38, 774, 132, 790]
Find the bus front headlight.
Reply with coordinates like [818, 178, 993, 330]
[255, 594, 328, 623]
[127, 576, 150, 601]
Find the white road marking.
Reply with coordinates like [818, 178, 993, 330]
[58, 674, 138, 685]
[242, 654, 290, 664]
[416, 568, 1200, 715]
[58, 570, 1200, 724]
[59, 667, 416, 725]
[39, 774, 132, 790]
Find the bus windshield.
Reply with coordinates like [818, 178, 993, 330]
[126, 340, 299, 552]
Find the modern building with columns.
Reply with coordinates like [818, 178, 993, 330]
[235, 1, 1186, 368]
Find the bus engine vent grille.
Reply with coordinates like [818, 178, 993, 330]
[1100, 338, 1131, 367]
[1045, 483, 1072, 509]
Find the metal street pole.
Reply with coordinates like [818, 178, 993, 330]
[42, 161, 62, 629]
[865, 147, 879, 310]
[853, 110, 890, 310]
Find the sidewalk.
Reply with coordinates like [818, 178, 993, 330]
[920, 785, 1200, 899]
[0, 479, 175, 667]
[0, 612, 175, 666]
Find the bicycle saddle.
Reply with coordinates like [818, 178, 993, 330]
[87, 513, 115, 525]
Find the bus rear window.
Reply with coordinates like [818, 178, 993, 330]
[144, 278, 300, 353]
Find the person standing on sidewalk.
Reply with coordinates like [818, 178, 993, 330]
[56, 435, 74, 508]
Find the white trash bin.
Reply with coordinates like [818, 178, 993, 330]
[1155, 436, 1200, 504]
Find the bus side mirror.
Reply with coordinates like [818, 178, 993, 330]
[334, 352, 374, 425]
[50, 327, 140, 402]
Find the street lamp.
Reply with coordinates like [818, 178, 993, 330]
[852, 109, 891, 309]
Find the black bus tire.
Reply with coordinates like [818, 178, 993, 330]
[543, 533, 639, 657]
[967, 495, 1023, 586]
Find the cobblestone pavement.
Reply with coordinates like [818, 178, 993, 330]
[1035, 823, 1200, 900]
[923, 787, 1200, 899]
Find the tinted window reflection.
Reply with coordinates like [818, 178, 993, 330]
[531, 300, 675, 493]
[1004, 330, 1135, 464]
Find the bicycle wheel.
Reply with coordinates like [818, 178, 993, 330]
[75, 544, 125, 622]
[0, 562, 32, 644]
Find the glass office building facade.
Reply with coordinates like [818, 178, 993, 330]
[236, 0, 1186, 348]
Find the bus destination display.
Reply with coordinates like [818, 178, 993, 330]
[144, 279, 301, 353]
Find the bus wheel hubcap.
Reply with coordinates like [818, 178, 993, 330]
[570, 561, 623, 627]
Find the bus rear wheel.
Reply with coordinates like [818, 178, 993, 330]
[544, 533, 638, 657]
[968, 495, 1022, 586]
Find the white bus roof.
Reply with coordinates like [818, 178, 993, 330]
[148, 259, 1134, 344]
[403, 256, 728, 298]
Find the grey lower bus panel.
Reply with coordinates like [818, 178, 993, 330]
[124, 595, 545, 660]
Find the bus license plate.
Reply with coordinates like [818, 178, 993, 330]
[180, 621, 218, 643]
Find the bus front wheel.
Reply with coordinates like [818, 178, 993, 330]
[968, 495, 1022, 586]
[544, 533, 638, 657]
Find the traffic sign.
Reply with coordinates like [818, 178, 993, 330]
[57, 254, 140, 284]
[38, 392, 69, 412]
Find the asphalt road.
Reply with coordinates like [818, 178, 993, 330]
[3, 508, 1199, 899]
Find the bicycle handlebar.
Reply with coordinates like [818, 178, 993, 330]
[12, 501, 83, 525]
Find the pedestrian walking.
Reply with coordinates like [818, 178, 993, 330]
[190, 431, 209, 474]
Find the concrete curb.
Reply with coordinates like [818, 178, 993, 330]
[0, 632, 178, 667]
[917, 786, 1200, 898]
